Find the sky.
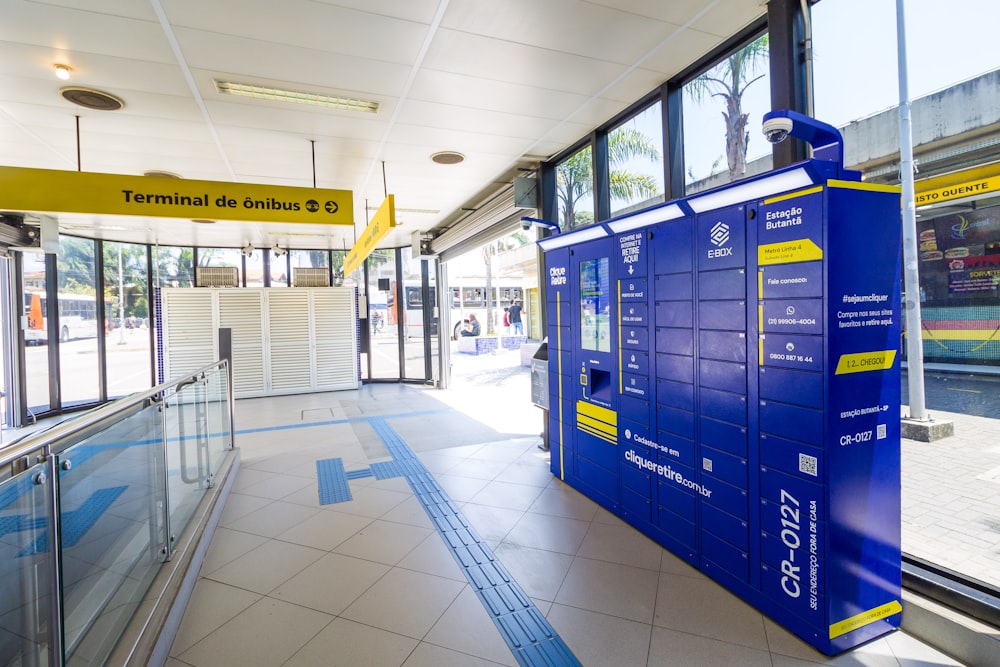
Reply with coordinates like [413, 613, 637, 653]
[682, 0, 1000, 182]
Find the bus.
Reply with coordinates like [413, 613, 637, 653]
[449, 285, 525, 339]
[25, 292, 112, 345]
[386, 283, 438, 339]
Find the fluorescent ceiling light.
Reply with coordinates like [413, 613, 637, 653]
[538, 225, 608, 251]
[215, 80, 379, 113]
[607, 204, 684, 233]
[687, 168, 813, 213]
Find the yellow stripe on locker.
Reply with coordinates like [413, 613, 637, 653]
[577, 413, 616, 439]
[576, 400, 617, 426]
[763, 185, 823, 205]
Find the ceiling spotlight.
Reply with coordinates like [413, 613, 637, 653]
[54, 64, 72, 80]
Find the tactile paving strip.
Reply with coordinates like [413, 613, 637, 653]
[315, 458, 352, 505]
[367, 417, 582, 667]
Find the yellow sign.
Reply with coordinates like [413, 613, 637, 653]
[834, 350, 897, 375]
[343, 195, 396, 275]
[758, 239, 824, 266]
[829, 600, 902, 639]
[916, 173, 999, 206]
[576, 399, 617, 444]
[0, 166, 353, 225]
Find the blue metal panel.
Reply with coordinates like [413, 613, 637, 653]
[759, 261, 823, 299]
[621, 302, 648, 326]
[701, 445, 748, 488]
[698, 268, 746, 300]
[762, 298, 823, 334]
[699, 359, 747, 394]
[656, 378, 694, 411]
[656, 431, 695, 466]
[698, 300, 747, 331]
[702, 502, 749, 551]
[759, 433, 823, 482]
[761, 333, 823, 372]
[701, 475, 749, 520]
[622, 372, 649, 399]
[656, 404, 694, 439]
[699, 330, 747, 363]
[654, 272, 693, 300]
[700, 386, 748, 425]
[759, 367, 822, 409]
[658, 477, 697, 519]
[653, 218, 693, 273]
[657, 505, 697, 549]
[620, 278, 647, 300]
[621, 326, 649, 349]
[656, 353, 694, 383]
[655, 327, 693, 355]
[623, 350, 650, 375]
[655, 300, 693, 327]
[698, 207, 746, 272]
[760, 401, 823, 446]
[619, 395, 649, 426]
[702, 530, 749, 582]
[699, 416, 748, 457]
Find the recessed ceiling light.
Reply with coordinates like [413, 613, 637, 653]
[60, 86, 124, 111]
[54, 64, 72, 80]
[431, 151, 465, 165]
[214, 80, 379, 113]
[143, 170, 182, 178]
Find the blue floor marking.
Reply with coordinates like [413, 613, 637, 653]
[362, 416, 582, 667]
[316, 458, 352, 505]
[345, 468, 373, 480]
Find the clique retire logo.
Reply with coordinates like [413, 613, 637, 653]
[707, 221, 733, 258]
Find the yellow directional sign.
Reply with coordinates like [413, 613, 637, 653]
[343, 195, 395, 276]
[0, 166, 353, 225]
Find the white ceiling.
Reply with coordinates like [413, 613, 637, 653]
[0, 0, 766, 252]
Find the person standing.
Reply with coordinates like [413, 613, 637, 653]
[509, 299, 523, 335]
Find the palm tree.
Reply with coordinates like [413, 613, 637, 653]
[556, 127, 660, 230]
[687, 34, 769, 178]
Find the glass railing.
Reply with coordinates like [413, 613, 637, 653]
[0, 361, 234, 667]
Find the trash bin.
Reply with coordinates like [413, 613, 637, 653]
[530, 338, 549, 450]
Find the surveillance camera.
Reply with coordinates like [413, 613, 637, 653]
[242, 243, 254, 256]
[521, 218, 533, 231]
[272, 246, 286, 258]
[762, 117, 794, 144]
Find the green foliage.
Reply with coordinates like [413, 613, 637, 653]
[686, 34, 770, 177]
[556, 124, 662, 230]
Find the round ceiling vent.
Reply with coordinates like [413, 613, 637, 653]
[143, 170, 182, 178]
[431, 151, 465, 165]
[60, 86, 125, 111]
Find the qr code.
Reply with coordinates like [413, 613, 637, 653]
[702, 457, 713, 472]
[799, 453, 818, 477]
[877, 423, 887, 440]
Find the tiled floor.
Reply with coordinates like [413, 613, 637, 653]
[167, 375, 965, 666]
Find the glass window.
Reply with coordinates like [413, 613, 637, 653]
[56, 235, 100, 407]
[22, 251, 50, 413]
[197, 248, 242, 286]
[153, 246, 194, 288]
[812, 0, 1000, 597]
[608, 102, 664, 219]
[104, 242, 152, 397]
[366, 250, 398, 380]
[244, 248, 264, 287]
[556, 145, 595, 230]
[682, 33, 771, 194]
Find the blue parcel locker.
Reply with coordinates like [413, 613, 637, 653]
[538, 151, 902, 654]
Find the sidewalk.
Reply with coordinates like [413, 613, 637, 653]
[900, 408, 1000, 588]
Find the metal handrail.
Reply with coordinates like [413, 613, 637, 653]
[0, 360, 231, 470]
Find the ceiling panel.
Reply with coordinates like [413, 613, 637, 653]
[0, 0, 768, 250]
